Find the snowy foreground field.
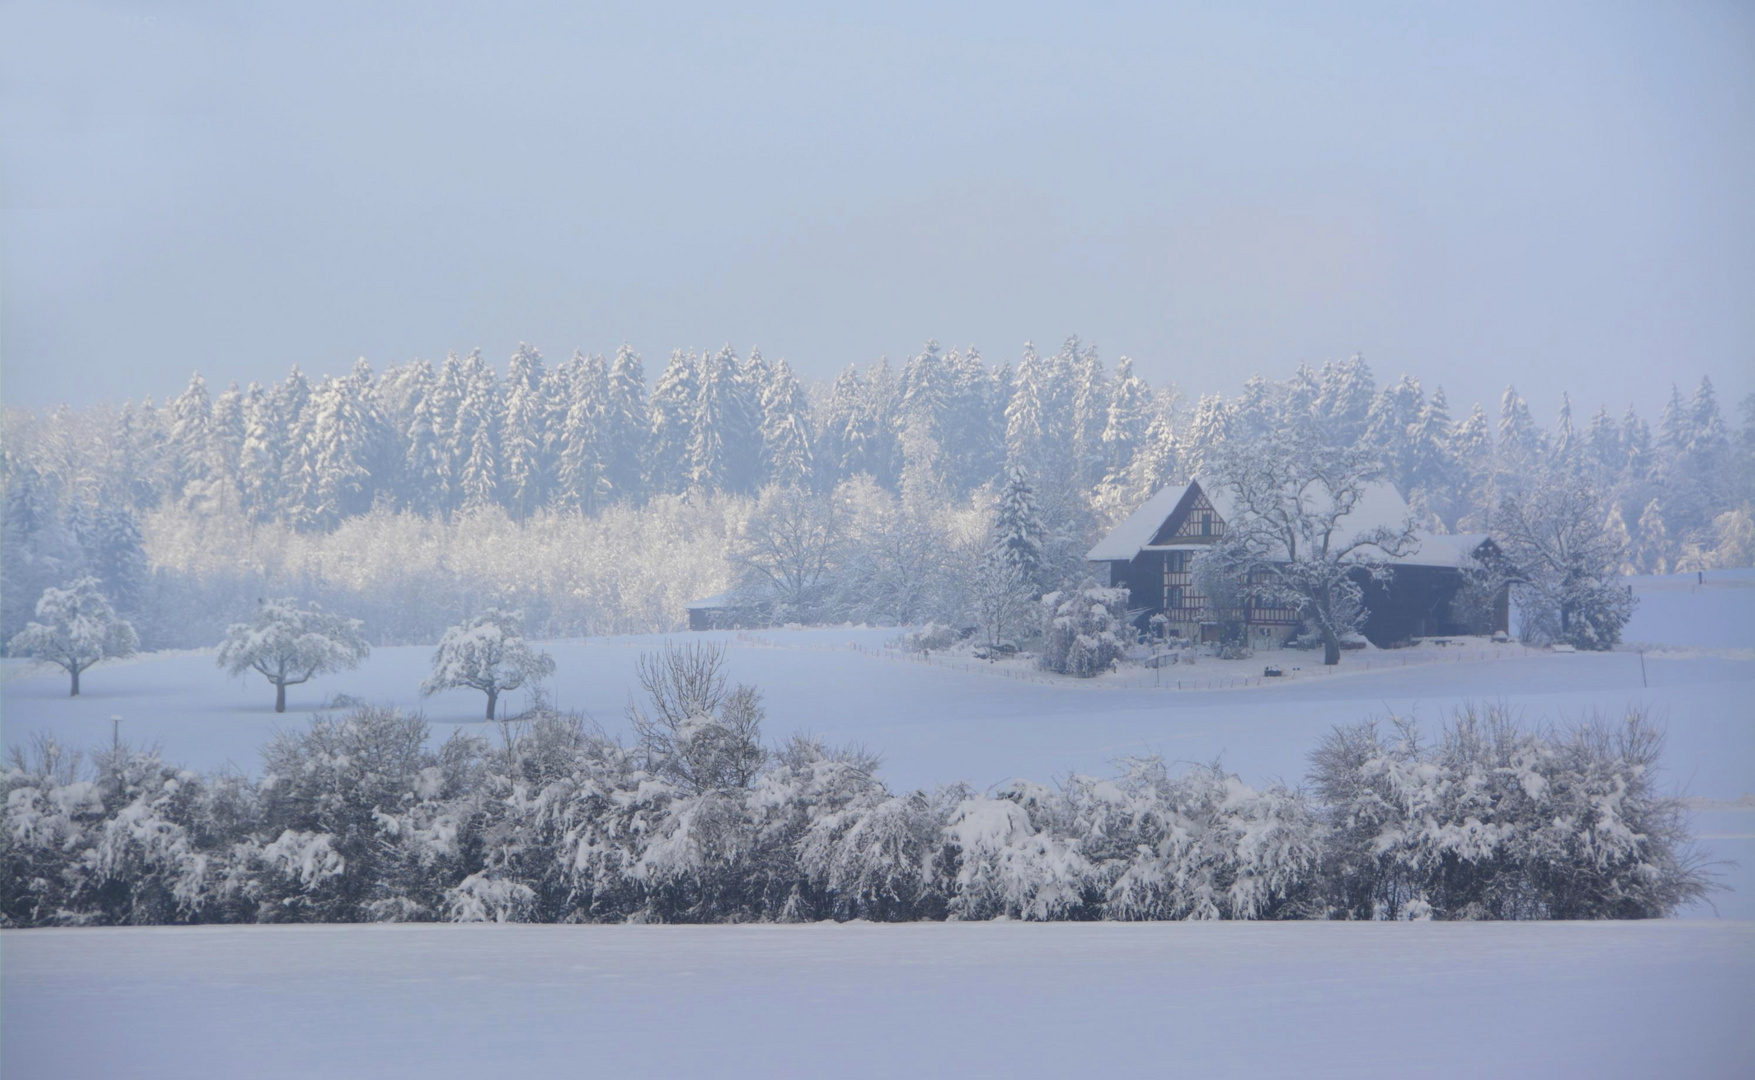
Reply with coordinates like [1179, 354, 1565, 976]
[3, 571, 1753, 1077]
[6, 922, 1752, 1079]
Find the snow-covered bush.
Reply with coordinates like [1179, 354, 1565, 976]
[0, 698, 1715, 927]
[1307, 706, 1711, 919]
[900, 621, 961, 652]
[1036, 582, 1128, 677]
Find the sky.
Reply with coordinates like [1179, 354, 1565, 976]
[3, 1, 1752, 423]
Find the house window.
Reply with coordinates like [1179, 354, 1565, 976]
[1200, 513, 1212, 537]
[1166, 586, 1184, 611]
[1167, 550, 1186, 573]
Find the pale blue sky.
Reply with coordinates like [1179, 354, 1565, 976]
[3, 1, 1751, 420]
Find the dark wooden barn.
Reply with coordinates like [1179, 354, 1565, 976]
[1087, 479, 1509, 646]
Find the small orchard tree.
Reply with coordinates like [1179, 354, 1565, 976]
[7, 577, 138, 697]
[1208, 434, 1418, 665]
[421, 608, 555, 720]
[217, 598, 371, 713]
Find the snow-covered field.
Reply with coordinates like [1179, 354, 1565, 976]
[4, 569, 1753, 909]
[2, 569, 1752, 1077]
[5, 921, 1751, 1079]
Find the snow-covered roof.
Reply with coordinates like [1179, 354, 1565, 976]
[686, 591, 737, 611]
[1396, 532, 1493, 569]
[1088, 478, 1484, 567]
[1085, 483, 1192, 561]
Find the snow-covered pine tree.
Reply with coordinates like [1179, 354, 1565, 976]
[1314, 354, 1375, 447]
[760, 357, 814, 490]
[819, 365, 872, 487]
[602, 344, 650, 504]
[80, 506, 149, 614]
[1550, 392, 1578, 471]
[1405, 386, 1460, 528]
[238, 382, 286, 522]
[396, 361, 445, 516]
[455, 351, 500, 510]
[426, 353, 468, 512]
[270, 366, 314, 518]
[1004, 342, 1046, 474]
[290, 375, 376, 530]
[1070, 343, 1109, 491]
[1183, 393, 1231, 479]
[1584, 405, 1623, 487]
[167, 372, 214, 507]
[1495, 385, 1545, 492]
[208, 382, 247, 514]
[728, 348, 769, 493]
[1362, 375, 1424, 494]
[648, 349, 699, 496]
[556, 351, 610, 512]
[989, 465, 1048, 596]
[863, 357, 904, 489]
[1100, 357, 1151, 489]
[690, 345, 742, 492]
[501, 343, 548, 522]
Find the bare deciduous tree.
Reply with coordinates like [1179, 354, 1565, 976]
[629, 641, 767, 792]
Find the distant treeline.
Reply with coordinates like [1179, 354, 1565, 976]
[3, 340, 1751, 646]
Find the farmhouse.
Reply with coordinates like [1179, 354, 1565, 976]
[1087, 479, 1508, 646]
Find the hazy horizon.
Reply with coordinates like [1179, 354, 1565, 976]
[4, 2, 1751, 416]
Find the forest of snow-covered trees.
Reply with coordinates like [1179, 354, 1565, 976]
[4, 339, 1752, 649]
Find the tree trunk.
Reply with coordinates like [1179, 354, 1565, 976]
[70, 665, 80, 697]
[485, 687, 497, 721]
[1322, 628, 1341, 666]
[275, 680, 287, 713]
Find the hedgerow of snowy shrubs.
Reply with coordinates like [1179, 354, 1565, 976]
[0, 659, 1712, 927]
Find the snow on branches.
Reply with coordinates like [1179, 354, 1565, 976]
[216, 598, 370, 712]
[420, 608, 555, 720]
[6, 577, 137, 697]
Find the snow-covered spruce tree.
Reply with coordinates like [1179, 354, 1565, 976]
[602, 344, 650, 503]
[989, 464, 1048, 596]
[216, 598, 370, 713]
[7, 577, 138, 697]
[647, 350, 699, 496]
[555, 351, 609, 512]
[760, 357, 814, 490]
[421, 609, 556, 721]
[500, 343, 549, 521]
[728, 484, 844, 623]
[1036, 582, 1129, 677]
[1206, 433, 1418, 665]
[1496, 468, 1637, 649]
